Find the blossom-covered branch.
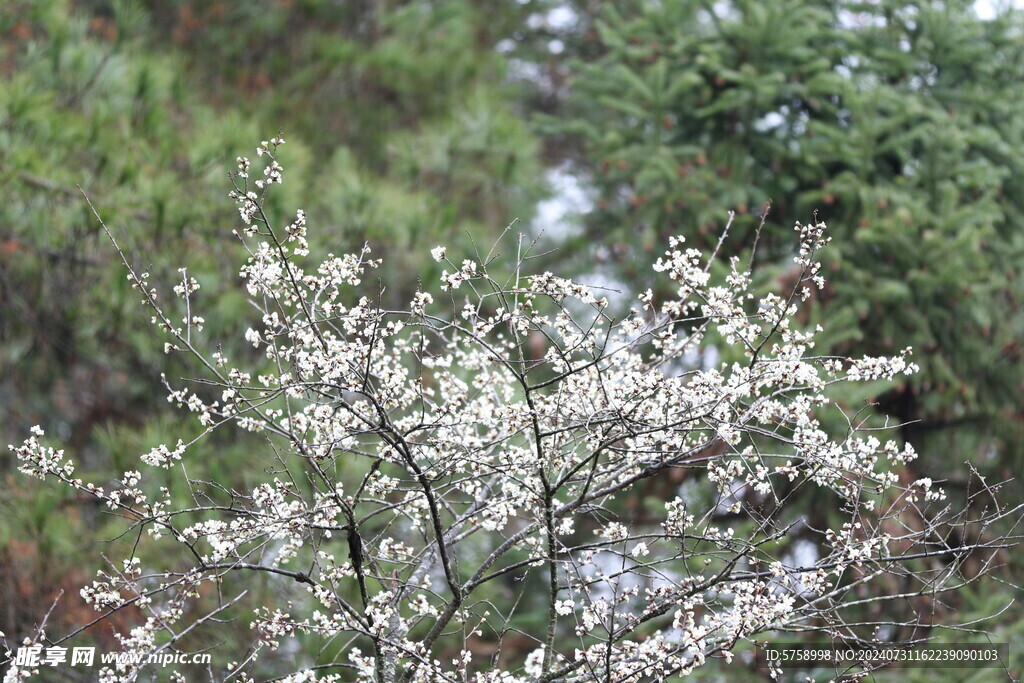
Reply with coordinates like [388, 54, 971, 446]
[6, 139, 1019, 683]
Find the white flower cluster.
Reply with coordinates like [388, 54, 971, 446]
[172, 267, 200, 298]
[439, 258, 478, 291]
[10, 425, 75, 480]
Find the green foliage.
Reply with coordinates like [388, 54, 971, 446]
[0, 0, 549, 451]
[552, 0, 1024, 463]
[0, 0, 548, 659]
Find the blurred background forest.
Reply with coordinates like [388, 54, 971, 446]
[1, 0, 1022, 680]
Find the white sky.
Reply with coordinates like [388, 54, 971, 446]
[975, 0, 1020, 19]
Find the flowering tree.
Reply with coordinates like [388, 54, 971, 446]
[5, 139, 1017, 682]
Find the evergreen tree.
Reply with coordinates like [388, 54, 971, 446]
[0, 0, 549, 653]
[549, 0, 1024, 467]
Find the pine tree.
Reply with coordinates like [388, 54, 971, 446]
[0, 0, 549, 653]
[551, 0, 1024, 466]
